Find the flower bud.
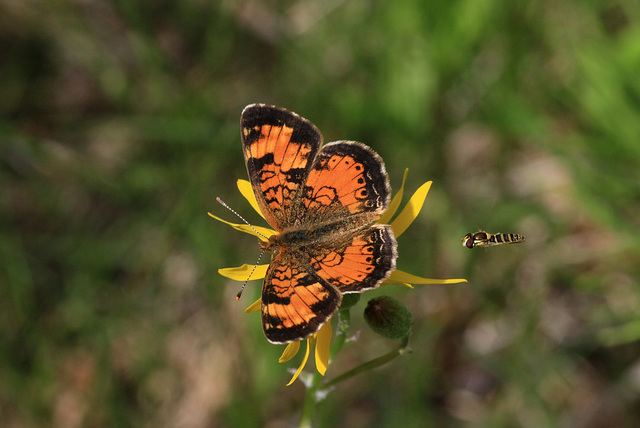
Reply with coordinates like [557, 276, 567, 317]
[340, 293, 361, 310]
[364, 296, 413, 339]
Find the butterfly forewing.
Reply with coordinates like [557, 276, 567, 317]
[301, 141, 391, 226]
[241, 104, 322, 231]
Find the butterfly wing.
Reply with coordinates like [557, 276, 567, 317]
[241, 104, 322, 231]
[309, 224, 397, 293]
[300, 141, 392, 226]
[261, 251, 342, 344]
[301, 141, 398, 292]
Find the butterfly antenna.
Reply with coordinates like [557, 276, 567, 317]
[216, 197, 269, 300]
[235, 248, 266, 300]
[216, 197, 268, 240]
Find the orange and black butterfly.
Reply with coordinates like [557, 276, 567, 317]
[462, 230, 526, 249]
[241, 104, 397, 344]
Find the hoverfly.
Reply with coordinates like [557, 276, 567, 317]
[462, 230, 526, 249]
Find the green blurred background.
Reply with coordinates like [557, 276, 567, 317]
[2, 0, 640, 426]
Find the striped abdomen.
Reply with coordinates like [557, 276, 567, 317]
[462, 231, 526, 249]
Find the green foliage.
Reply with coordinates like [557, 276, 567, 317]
[2, 0, 640, 426]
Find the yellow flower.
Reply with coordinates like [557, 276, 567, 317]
[211, 169, 466, 385]
[248, 299, 333, 386]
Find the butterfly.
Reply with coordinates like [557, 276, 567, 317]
[241, 104, 397, 343]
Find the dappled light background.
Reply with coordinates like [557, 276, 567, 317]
[2, 0, 640, 426]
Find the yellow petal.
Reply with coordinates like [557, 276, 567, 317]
[218, 264, 269, 281]
[315, 321, 333, 375]
[390, 181, 432, 238]
[381, 280, 415, 288]
[378, 168, 408, 225]
[237, 179, 265, 220]
[207, 213, 275, 241]
[245, 298, 262, 313]
[279, 341, 301, 363]
[389, 269, 467, 285]
[287, 337, 314, 386]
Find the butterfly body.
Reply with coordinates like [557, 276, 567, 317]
[241, 104, 397, 344]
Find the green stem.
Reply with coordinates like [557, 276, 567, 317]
[299, 370, 322, 428]
[298, 313, 411, 427]
[322, 334, 411, 391]
[330, 308, 351, 359]
[298, 309, 352, 428]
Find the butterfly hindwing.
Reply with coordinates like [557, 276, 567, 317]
[309, 224, 397, 293]
[261, 252, 342, 344]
